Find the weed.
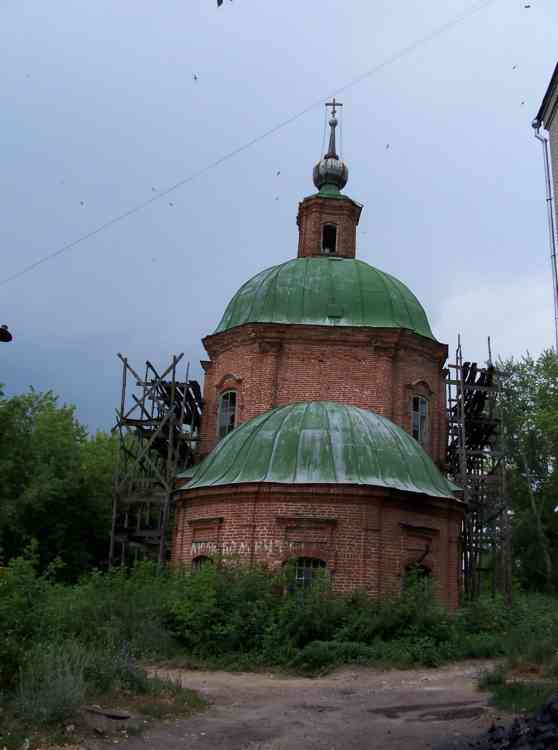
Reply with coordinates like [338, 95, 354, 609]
[488, 681, 558, 713]
[478, 666, 507, 690]
[15, 643, 86, 725]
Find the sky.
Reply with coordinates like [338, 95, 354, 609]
[1, 0, 557, 433]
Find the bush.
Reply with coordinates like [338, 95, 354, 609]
[289, 641, 380, 674]
[478, 666, 507, 690]
[15, 643, 87, 725]
[6, 553, 558, 701]
[455, 594, 513, 635]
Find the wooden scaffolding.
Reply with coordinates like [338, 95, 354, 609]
[109, 353, 203, 567]
[445, 337, 512, 601]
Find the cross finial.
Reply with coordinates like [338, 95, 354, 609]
[326, 98, 343, 119]
[324, 98, 342, 159]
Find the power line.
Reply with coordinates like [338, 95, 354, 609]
[0, 0, 499, 288]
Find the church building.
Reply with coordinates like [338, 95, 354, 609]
[171, 101, 463, 608]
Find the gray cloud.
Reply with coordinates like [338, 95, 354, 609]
[1, 0, 557, 431]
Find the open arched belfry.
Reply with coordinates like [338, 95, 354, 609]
[171, 100, 463, 608]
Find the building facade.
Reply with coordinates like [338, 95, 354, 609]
[172, 103, 463, 607]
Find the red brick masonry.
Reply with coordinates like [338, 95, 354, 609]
[172, 484, 463, 609]
[199, 324, 448, 468]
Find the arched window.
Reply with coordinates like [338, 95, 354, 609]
[411, 395, 429, 446]
[321, 224, 337, 254]
[294, 557, 326, 586]
[192, 555, 212, 572]
[217, 390, 237, 439]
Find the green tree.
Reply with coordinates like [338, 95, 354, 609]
[500, 350, 558, 591]
[0, 388, 117, 579]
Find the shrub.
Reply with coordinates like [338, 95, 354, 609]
[478, 666, 507, 690]
[83, 643, 150, 695]
[455, 594, 513, 635]
[488, 681, 558, 713]
[15, 643, 87, 725]
[289, 641, 379, 674]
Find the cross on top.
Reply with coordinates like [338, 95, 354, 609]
[326, 98, 343, 118]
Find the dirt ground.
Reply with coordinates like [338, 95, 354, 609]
[101, 661, 507, 750]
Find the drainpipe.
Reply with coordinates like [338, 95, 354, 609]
[532, 119, 558, 358]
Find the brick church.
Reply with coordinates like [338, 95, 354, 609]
[171, 101, 463, 608]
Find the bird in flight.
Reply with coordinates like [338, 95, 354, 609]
[193, 74, 199, 82]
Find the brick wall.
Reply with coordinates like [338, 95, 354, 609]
[199, 323, 448, 466]
[296, 194, 361, 258]
[171, 483, 464, 609]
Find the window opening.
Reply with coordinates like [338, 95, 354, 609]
[294, 557, 326, 586]
[321, 224, 337, 255]
[217, 391, 237, 439]
[411, 395, 429, 446]
[192, 555, 212, 571]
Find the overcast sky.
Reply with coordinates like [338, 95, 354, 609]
[1, 0, 557, 433]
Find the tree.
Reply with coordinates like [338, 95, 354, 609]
[500, 350, 558, 591]
[0, 388, 117, 580]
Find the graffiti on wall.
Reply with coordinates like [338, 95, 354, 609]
[191, 539, 327, 557]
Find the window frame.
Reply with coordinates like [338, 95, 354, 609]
[410, 394, 429, 447]
[294, 557, 327, 587]
[217, 389, 237, 440]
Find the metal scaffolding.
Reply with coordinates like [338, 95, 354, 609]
[109, 353, 203, 567]
[445, 337, 512, 601]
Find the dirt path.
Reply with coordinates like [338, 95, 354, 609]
[111, 661, 505, 750]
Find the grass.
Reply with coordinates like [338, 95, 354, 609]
[487, 680, 558, 713]
[98, 676, 207, 721]
[478, 661, 558, 715]
[0, 670, 206, 750]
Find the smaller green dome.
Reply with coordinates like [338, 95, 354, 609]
[183, 402, 457, 499]
[214, 258, 435, 340]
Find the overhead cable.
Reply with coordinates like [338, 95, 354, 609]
[0, 0, 499, 287]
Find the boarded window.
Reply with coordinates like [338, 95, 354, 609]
[217, 391, 237, 439]
[321, 224, 337, 254]
[411, 395, 429, 446]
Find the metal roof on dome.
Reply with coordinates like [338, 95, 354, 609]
[181, 401, 459, 499]
[214, 257, 435, 340]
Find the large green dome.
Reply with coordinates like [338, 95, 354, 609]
[214, 257, 435, 340]
[183, 401, 457, 499]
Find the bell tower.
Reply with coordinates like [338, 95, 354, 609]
[297, 99, 362, 259]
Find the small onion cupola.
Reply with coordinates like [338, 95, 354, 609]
[297, 98, 362, 260]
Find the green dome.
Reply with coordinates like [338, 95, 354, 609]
[183, 402, 457, 499]
[214, 257, 435, 340]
